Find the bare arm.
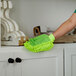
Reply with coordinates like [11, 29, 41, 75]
[53, 13, 76, 39]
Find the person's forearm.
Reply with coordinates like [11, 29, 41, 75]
[53, 13, 76, 39]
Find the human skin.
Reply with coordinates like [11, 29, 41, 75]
[53, 13, 76, 39]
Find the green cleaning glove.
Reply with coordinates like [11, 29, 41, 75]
[24, 33, 55, 53]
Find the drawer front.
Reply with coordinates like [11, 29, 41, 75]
[0, 47, 63, 60]
[13, 47, 63, 60]
[0, 48, 14, 61]
[14, 47, 63, 76]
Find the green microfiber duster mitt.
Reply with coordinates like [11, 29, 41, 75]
[24, 34, 55, 53]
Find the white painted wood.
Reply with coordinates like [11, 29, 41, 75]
[2, 1, 14, 32]
[0, 43, 76, 76]
[0, 62, 7, 76]
[14, 47, 63, 76]
[5, 1, 19, 31]
[65, 47, 76, 76]
[4, 1, 25, 37]
[6, 63, 15, 76]
[0, 49, 14, 76]
[14, 63, 22, 76]
[1, 1, 22, 41]
[1, 1, 26, 45]
[0, 46, 63, 76]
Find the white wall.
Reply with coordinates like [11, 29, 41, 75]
[11, 0, 76, 37]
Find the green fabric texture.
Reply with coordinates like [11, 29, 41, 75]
[74, 9, 76, 13]
[24, 34, 55, 53]
[49, 34, 55, 42]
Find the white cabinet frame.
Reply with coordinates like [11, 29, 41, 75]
[65, 47, 76, 76]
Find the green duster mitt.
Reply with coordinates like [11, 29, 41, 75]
[24, 34, 55, 53]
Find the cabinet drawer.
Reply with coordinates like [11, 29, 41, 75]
[13, 47, 63, 60]
[0, 47, 63, 60]
[0, 47, 63, 76]
[14, 47, 63, 76]
[0, 47, 14, 61]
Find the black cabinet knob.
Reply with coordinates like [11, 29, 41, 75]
[8, 58, 14, 63]
[15, 57, 22, 63]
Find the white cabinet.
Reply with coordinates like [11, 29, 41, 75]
[0, 48, 14, 76]
[14, 47, 63, 76]
[65, 47, 76, 76]
[0, 47, 63, 76]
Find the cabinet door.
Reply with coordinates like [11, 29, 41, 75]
[0, 48, 14, 76]
[65, 47, 76, 76]
[14, 47, 63, 76]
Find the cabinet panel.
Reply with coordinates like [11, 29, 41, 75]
[0, 47, 63, 76]
[14, 63, 22, 76]
[22, 57, 57, 76]
[72, 56, 76, 76]
[0, 48, 14, 76]
[0, 62, 15, 76]
[65, 47, 76, 76]
[0, 62, 6, 76]
[6, 64, 15, 76]
[0, 48, 14, 61]
[14, 47, 63, 76]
